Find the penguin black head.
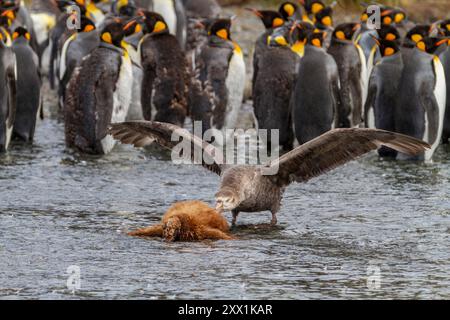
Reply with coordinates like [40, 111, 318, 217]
[12, 26, 31, 41]
[438, 20, 450, 37]
[404, 25, 432, 48]
[122, 17, 142, 37]
[290, 21, 315, 56]
[100, 21, 125, 47]
[299, 0, 325, 16]
[416, 37, 449, 54]
[278, 2, 300, 21]
[246, 9, 284, 30]
[307, 31, 326, 48]
[58, 0, 88, 17]
[372, 37, 400, 57]
[380, 8, 407, 26]
[208, 18, 232, 41]
[0, 9, 15, 27]
[377, 24, 401, 43]
[314, 6, 333, 30]
[139, 11, 169, 35]
[332, 23, 360, 41]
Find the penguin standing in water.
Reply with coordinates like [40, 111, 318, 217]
[252, 25, 297, 152]
[137, 11, 188, 127]
[11, 27, 42, 143]
[364, 38, 404, 158]
[58, 16, 99, 108]
[190, 18, 246, 138]
[437, 37, 450, 144]
[394, 38, 446, 160]
[64, 21, 134, 155]
[327, 23, 367, 128]
[292, 31, 340, 144]
[0, 29, 16, 152]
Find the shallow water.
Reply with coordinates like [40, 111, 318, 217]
[0, 105, 449, 300]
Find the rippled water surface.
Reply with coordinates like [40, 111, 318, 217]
[0, 106, 449, 299]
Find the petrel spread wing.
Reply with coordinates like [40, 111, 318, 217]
[267, 128, 431, 186]
[108, 121, 224, 175]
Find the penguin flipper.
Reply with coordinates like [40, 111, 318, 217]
[6, 62, 17, 130]
[364, 71, 378, 129]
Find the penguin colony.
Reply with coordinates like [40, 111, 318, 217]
[0, 1, 445, 239]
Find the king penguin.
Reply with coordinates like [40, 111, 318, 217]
[292, 31, 340, 144]
[11, 26, 42, 143]
[58, 16, 99, 109]
[252, 24, 298, 152]
[190, 18, 246, 140]
[0, 29, 16, 152]
[364, 38, 404, 158]
[138, 11, 189, 127]
[64, 21, 134, 155]
[394, 38, 446, 160]
[328, 23, 367, 128]
[437, 37, 450, 144]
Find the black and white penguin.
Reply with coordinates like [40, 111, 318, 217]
[327, 23, 367, 128]
[394, 38, 446, 160]
[247, 8, 285, 94]
[364, 38, 404, 158]
[292, 31, 340, 144]
[58, 16, 99, 108]
[190, 18, 246, 139]
[135, 0, 187, 49]
[64, 21, 134, 155]
[0, 29, 16, 152]
[252, 26, 298, 152]
[11, 27, 42, 143]
[138, 11, 189, 127]
[402, 25, 432, 49]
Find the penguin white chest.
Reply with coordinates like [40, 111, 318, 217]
[101, 55, 133, 154]
[152, 0, 177, 35]
[223, 50, 246, 131]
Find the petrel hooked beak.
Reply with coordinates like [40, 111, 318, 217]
[215, 201, 224, 213]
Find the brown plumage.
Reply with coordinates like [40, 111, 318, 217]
[128, 200, 234, 242]
[109, 121, 431, 226]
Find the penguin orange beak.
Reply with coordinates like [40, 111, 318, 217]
[245, 8, 263, 18]
[215, 202, 224, 213]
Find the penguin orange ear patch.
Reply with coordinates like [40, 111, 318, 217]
[101, 32, 112, 44]
[25, 32, 31, 40]
[383, 16, 393, 25]
[84, 25, 95, 32]
[216, 28, 229, 40]
[384, 47, 395, 56]
[153, 21, 167, 33]
[411, 34, 423, 43]
[312, 38, 322, 47]
[361, 13, 369, 22]
[322, 16, 332, 27]
[335, 31, 346, 40]
[385, 33, 397, 41]
[273, 18, 284, 28]
[283, 3, 295, 17]
[416, 41, 426, 52]
[312, 3, 324, 14]
[395, 13, 405, 23]
[12, 32, 18, 40]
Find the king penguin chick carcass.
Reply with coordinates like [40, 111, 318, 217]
[252, 25, 298, 152]
[292, 31, 340, 145]
[190, 18, 246, 139]
[137, 11, 189, 127]
[11, 27, 42, 143]
[58, 16, 99, 109]
[64, 21, 134, 155]
[394, 38, 446, 160]
[327, 23, 367, 128]
[0, 29, 16, 152]
[364, 38, 404, 158]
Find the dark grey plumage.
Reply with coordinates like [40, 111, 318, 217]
[0, 40, 16, 152]
[292, 43, 340, 145]
[109, 121, 430, 226]
[11, 34, 42, 143]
